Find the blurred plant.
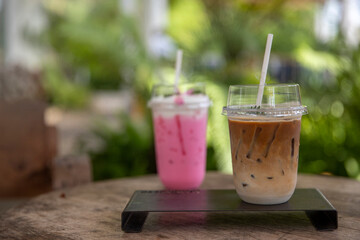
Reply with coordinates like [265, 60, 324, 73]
[42, 0, 148, 90]
[168, 0, 360, 180]
[42, 64, 90, 108]
[168, 0, 320, 173]
[298, 39, 360, 180]
[89, 114, 156, 180]
[39, 0, 360, 180]
[42, 0, 157, 178]
[168, 0, 317, 84]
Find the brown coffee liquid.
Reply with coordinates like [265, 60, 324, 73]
[228, 118, 301, 203]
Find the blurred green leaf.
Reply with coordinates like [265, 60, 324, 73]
[39, 0, 360, 180]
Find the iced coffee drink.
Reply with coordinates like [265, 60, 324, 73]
[229, 118, 301, 204]
[223, 84, 307, 204]
[148, 83, 211, 190]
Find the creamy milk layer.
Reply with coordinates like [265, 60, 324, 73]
[228, 118, 301, 204]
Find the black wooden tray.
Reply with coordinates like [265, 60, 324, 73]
[121, 188, 337, 233]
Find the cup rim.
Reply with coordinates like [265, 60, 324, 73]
[148, 82, 211, 109]
[222, 105, 308, 117]
[223, 83, 307, 117]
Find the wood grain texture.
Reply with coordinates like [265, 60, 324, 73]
[1, 172, 360, 240]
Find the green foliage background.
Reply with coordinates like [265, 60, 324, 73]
[41, 0, 360, 180]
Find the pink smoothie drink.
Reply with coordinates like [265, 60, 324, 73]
[149, 84, 211, 189]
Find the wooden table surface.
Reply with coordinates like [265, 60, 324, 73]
[1, 172, 360, 240]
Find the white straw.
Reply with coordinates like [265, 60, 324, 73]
[174, 49, 183, 90]
[256, 34, 273, 107]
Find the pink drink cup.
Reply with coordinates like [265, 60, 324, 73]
[149, 83, 211, 189]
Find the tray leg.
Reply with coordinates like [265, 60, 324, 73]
[121, 211, 149, 233]
[305, 210, 338, 231]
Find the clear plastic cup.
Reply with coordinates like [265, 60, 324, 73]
[222, 84, 308, 205]
[148, 83, 211, 189]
